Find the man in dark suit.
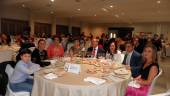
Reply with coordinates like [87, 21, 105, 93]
[87, 38, 105, 58]
[123, 41, 144, 77]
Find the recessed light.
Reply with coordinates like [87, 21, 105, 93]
[102, 8, 108, 12]
[22, 4, 26, 8]
[115, 14, 119, 18]
[121, 12, 125, 15]
[94, 14, 97, 16]
[50, 11, 54, 14]
[77, 9, 81, 11]
[157, 0, 161, 4]
[110, 5, 113, 8]
[51, 0, 54, 2]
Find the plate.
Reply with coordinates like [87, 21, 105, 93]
[114, 68, 129, 75]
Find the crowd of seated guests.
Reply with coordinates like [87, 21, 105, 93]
[0, 32, 165, 95]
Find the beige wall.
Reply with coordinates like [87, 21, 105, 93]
[0, 5, 81, 35]
[81, 23, 170, 42]
[81, 24, 108, 37]
[131, 23, 170, 42]
[0, 5, 170, 42]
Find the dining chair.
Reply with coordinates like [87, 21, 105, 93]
[5, 64, 30, 96]
[148, 68, 163, 96]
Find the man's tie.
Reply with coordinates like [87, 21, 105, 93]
[123, 53, 128, 64]
[92, 48, 96, 57]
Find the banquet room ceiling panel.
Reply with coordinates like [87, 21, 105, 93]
[1, 0, 170, 23]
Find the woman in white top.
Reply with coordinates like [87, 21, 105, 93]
[109, 41, 124, 63]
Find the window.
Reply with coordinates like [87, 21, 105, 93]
[34, 22, 52, 37]
[56, 25, 69, 36]
[1, 18, 29, 35]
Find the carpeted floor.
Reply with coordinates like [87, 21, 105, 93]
[151, 56, 170, 95]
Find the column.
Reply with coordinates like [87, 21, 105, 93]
[29, 13, 34, 36]
[68, 18, 72, 35]
[51, 16, 56, 36]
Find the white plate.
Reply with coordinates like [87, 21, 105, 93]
[114, 68, 129, 75]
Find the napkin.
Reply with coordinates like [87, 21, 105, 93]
[44, 60, 56, 64]
[128, 80, 141, 88]
[44, 73, 58, 80]
[84, 77, 106, 85]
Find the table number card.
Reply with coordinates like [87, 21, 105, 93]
[64, 63, 81, 74]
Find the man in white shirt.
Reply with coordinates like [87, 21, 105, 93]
[87, 38, 105, 58]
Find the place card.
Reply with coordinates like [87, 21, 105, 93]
[64, 63, 81, 74]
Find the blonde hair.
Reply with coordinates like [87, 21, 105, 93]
[143, 44, 158, 63]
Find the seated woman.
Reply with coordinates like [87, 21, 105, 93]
[0, 33, 11, 46]
[125, 44, 159, 96]
[68, 39, 81, 57]
[31, 39, 48, 67]
[9, 48, 40, 93]
[47, 35, 64, 58]
[108, 41, 123, 63]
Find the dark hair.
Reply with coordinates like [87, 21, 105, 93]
[52, 35, 61, 42]
[19, 48, 32, 56]
[143, 44, 158, 63]
[38, 39, 46, 44]
[109, 41, 118, 53]
[125, 41, 134, 46]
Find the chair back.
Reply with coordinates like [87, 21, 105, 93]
[5, 64, 14, 78]
[148, 68, 163, 95]
[5, 64, 30, 96]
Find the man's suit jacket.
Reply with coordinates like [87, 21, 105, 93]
[87, 46, 105, 58]
[123, 50, 144, 77]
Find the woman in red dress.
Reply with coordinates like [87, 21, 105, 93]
[47, 36, 64, 58]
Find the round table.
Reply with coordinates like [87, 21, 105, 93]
[32, 59, 131, 96]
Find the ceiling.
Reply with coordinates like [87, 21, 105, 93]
[1, 0, 170, 24]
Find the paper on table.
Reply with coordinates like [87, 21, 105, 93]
[84, 77, 106, 85]
[128, 80, 141, 88]
[44, 73, 58, 80]
[44, 60, 56, 64]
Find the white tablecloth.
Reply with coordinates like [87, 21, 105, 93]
[32, 62, 130, 96]
[166, 46, 170, 56]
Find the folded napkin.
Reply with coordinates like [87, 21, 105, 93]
[84, 77, 106, 85]
[128, 80, 141, 88]
[44, 73, 58, 80]
[44, 60, 56, 64]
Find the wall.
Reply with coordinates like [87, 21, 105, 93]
[131, 23, 170, 42]
[29, 13, 81, 35]
[0, 5, 30, 33]
[81, 24, 108, 37]
[0, 5, 81, 35]
[81, 23, 170, 42]
[0, 4, 170, 41]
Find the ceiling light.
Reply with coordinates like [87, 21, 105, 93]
[51, 0, 54, 2]
[94, 14, 97, 16]
[157, 0, 161, 4]
[50, 11, 54, 14]
[22, 4, 26, 8]
[77, 9, 81, 11]
[121, 12, 125, 15]
[102, 8, 108, 12]
[115, 14, 119, 18]
[110, 5, 113, 8]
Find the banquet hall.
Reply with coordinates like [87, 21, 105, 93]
[0, 0, 170, 96]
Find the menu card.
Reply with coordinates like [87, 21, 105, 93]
[64, 63, 81, 74]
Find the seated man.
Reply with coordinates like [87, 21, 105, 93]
[123, 41, 144, 77]
[87, 38, 105, 58]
